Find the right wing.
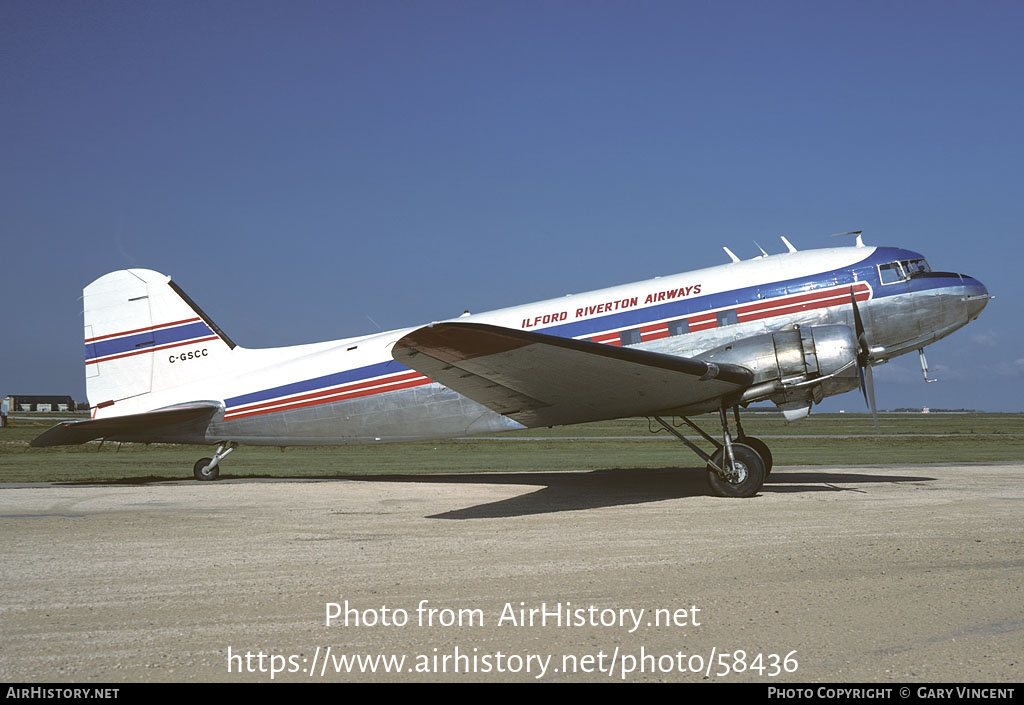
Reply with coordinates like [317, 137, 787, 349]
[393, 322, 753, 427]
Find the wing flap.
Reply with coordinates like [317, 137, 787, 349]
[393, 323, 753, 427]
[30, 402, 220, 447]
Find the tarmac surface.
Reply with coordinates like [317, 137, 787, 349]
[1, 463, 1021, 683]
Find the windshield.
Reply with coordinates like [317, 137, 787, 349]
[879, 258, 931, 284]
[904, 258, 931, 276]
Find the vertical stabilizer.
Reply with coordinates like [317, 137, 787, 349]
[83, 269, 233, 413]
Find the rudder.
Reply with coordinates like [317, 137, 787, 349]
[84, 269, 234, 413]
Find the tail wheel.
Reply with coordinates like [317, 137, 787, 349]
[193, 458, 219, 481]
[738, 435, 773, 476]
[706, 443, 765, 498]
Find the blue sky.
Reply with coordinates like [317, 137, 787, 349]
[2, 1, 1021, 412]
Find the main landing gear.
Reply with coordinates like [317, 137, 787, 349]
[651, 405, 772, 498]
[193, 441, 238, 481]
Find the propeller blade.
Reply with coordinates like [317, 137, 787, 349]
[849, 285, 879, 433]
[849, 287, 865, 343]
[864, 362, 880, 434]
[849, 286, 873, 364]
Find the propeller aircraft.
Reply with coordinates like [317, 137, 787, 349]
[33, 234, 990, 497]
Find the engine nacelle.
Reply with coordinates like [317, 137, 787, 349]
[695, 325, 861, 410]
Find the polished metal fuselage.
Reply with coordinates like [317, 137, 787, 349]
[199, 245, 988, 446]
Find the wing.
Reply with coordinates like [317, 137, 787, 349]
[392, 322, 753, 427]
[31, 402, 220, 447]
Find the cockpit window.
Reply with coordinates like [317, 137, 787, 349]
[879, 261, 905, 284]
[879, 258, 931, 284]
[904, 258, 931, 276]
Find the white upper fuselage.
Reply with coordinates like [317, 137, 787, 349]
[133, 247, 868, 415]
[87, 243, 988, 445]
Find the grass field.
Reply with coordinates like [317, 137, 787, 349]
[2, 412, 1021, 484]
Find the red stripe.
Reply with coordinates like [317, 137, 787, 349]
[225, 371, 426, 417]
[85, 335, 219, 365]
[637, 321, 670, 342]
[640, 328, 670, 342]
[737, 284, 868, 317]
[224, 376, 431, 420]
[227, 283, 874, 419]
[85, 317, 202, 343]
[586, 285, 870, 345]
[738, 289, 869, 323]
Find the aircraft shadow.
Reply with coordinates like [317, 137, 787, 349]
[338, 467, 937, 519]
[55, 468, 935, 519]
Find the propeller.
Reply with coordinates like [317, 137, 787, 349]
[849, 286, 880, 433]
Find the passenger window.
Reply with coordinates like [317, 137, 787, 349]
[668, 319, 690, 336]
[716, 310, 738, 327]
[620, 329, 641, 346]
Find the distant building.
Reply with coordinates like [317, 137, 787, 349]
[2, 395, 78, 413]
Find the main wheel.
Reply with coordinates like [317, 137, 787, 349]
[706, 443, 765, 498]
[738, 435, 773, 476]
[193, 457, 219, 481]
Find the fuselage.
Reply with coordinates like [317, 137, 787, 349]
[93, 244, 989, 445]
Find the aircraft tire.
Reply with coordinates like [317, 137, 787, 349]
[706, 443, 765, 498]
[738, 435, 773, 476]
[193, 457, 219, 481]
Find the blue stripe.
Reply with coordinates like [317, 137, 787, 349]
[85, 321, 214, 361]
[224, 246, 963, 413]
[225, 360, 410, 409]
[536, 247, 927, 339]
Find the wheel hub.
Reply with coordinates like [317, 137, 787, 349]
[726, 459, 749, 484]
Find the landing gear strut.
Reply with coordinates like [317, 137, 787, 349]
[733, 405, 773, 476]
[193, 441, 238, 481]
[652, 407, 768, 498]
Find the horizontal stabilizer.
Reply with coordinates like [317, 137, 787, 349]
[31, 402, 220, 447]
[393, 322, 753, 427]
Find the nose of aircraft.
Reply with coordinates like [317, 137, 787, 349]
[962, 275, 990, 320]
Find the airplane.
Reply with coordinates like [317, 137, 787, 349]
[32, 234, 990, 497]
